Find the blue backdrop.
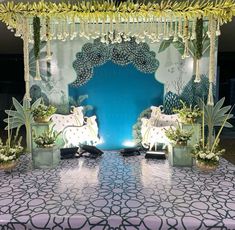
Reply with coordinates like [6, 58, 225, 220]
[69, 61, 164, 150]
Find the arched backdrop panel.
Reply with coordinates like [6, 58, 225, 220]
[28, 30, 217, 150]
[69, 61, 163, 149]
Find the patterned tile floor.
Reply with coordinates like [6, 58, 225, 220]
[0, 152, 235, 230]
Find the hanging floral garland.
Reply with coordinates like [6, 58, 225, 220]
[207, 17, 216, 106]
[33, 16, 41, 81]
[182, 17, 189, 59]
[0, 0, 235, 30]
[22, 17, 30, 101]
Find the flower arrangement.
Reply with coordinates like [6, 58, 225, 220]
[33, 127, 60, 148]
[192, 139, 225, 169]
[192, 98, 233, 171]
[165, 125, 192, 146]
[32, 104, 56, 123]
[0, 135, 23, 170]
[174, 101, 202, 124]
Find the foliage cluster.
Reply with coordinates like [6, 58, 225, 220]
[165, 125, 192, 145]
[174, 101, 201, 124]
[32, 104, 56, 121]
[33, 127, 60, 148]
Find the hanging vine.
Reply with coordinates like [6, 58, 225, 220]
[194, 17, 203, 83]
[33, 16, 41, 81]
[33, 17, 40, 61]
[46, 17, 52, 61]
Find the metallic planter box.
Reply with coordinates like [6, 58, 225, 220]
[32, 147, 60, 169]
[168, 145, 193, 167]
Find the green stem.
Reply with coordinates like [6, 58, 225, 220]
[202, 108, 205, 148]
[208, 124, 213, 149]
[193, 56, 197, 75]
[25, 123, 32, 153]
[211, 105, 234, 152]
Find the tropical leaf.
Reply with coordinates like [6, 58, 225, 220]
[199, 98, 233, 130]
[189, 40, 196, 57]
[172, 41, 185, 56]
[199, 97, 233, 148]
[78, 95, 89, 104]
[12, 97, 24, 117]
[5, 110, 17, 116]
[31, 97, 42, 110]
[5, 122, 23, 130]
[83, 105, 93, 114]
[4, 97, 42, 152]
[158, 38, 173, 53]
[3, 117, 24, 124]
[69, 97, 76, 106]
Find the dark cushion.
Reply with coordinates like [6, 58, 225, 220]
[80, 144, 104, 155]
[120, 147, 141, 156]
[60, 147, 79, 159]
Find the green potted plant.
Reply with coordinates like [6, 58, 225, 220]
[165, 125, 192, 146]
[32, 126, 60, 169]
[174, 101, 202, 124]
[0, 134, 23, 170]
[165, 125, 193, 167]
[32, 104, 56, 123]
[193, 98, 233, 171]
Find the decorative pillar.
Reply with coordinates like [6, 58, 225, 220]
[22, 17, 31, 101]
[207, 17, 216, 106]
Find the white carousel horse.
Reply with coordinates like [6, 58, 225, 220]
[150, 106, 178, 127]
[140, 106, 179, 150]
[50, 106, 84, 133]
[141, 118, 171, 150]
[62, 115, 100, 148]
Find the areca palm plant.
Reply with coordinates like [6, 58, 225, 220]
[4, 97, 42, 152]
[200, 97, 233, 148]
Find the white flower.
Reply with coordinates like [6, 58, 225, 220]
[215, 156, 219, 161]
[199, 153, 204, 158]
[3, 156, 8, 161]
[9, 156, 14, 160]
[206, 153, 214, 159]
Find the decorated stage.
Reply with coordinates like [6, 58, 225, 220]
[0, 152, 234, 229]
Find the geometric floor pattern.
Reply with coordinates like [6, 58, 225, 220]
[0, 152, 235, 229]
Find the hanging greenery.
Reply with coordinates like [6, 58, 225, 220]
[33, 16, 42, 81]
[46, 17, 52, 60]
[194, 17, 204, 83]
[195, 18, 203, 60]
[33, 16, 40, 61]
